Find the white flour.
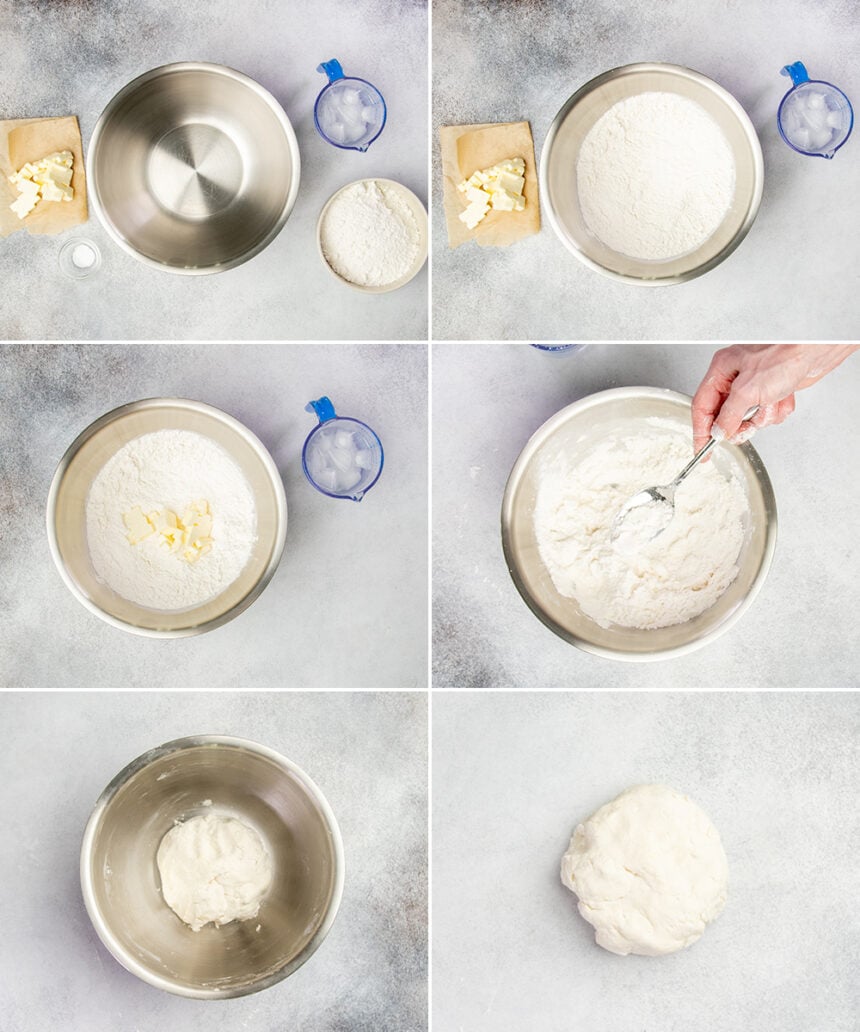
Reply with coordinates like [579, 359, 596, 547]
[534, 422, 747, 629]
[86, 430, 257, 610]
[577, 92, 736, 260]
[319, 179, 420, 286]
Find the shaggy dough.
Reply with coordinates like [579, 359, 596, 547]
[534, 421, 748, 629]
[561, 784, 728, 956]
[157, 814, 273, 932]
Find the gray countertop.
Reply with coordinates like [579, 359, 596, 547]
[432, 691, 860, 1032]
[0, 0, 427, 340]
[0, 691, 428, 1031]
[0, 341, 428, 689]
[432, 0, 860, 340]
[432, 342, 860, 689]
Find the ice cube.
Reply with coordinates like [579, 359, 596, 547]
[329, 446, 355, 473]
[336, 467, 363, 492]
[789, 125, 812, 150]
[335, 430, 354, 450]
[826, 110, 845, 129]
[355, 448, 374, 470]
[361, 106, 378, 125]
[805, 91, 826, 110]
[327, 121, 347, 144]
[315, 467, 339, 493]
[809, 126, 834, 150]
[340, 86, 361, 107]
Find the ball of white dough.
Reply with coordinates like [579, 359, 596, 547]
[560, 784, 727, 956]
[157, 814, 273, 932]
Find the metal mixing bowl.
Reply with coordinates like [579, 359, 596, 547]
[501, 388, 777, 661]
[81, 736, 344, 999]
[540, 63, 764, 285]
[46, 398, 287, 637]
[88, 63, 301, 273]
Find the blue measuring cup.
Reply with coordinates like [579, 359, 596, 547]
[778, 61, 853, 159]
[302, 397, 384, 502]
[314, 59, 387, 152]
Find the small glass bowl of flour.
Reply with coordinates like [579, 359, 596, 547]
[47, 398, 287, 636]
[502, 387, 777, 660]
[317, 178, 428, 292]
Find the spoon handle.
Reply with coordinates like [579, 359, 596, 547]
[672, 405, 761, 488]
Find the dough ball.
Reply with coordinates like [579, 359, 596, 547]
[157, 814, 273, 932]
[560, 784, 727, 956]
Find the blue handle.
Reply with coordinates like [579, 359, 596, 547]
[781, 61, 810, 87]
[317, 59, 345, 84]
[306, 396, 337, 424]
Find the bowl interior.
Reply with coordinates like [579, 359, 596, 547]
[90, 65, 299, 270]
[83, 742, 340, 996]
[543, 65, 763, 282]
[503, 390, 776, 659]
[51, 402, 285, 634]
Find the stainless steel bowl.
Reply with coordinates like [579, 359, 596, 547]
[540, 63, 764, 285]
[81, 736, 344, 999]
[88, 63, 301, 273]
[46, 398, 287, 637]
[501, 388, 777, 661]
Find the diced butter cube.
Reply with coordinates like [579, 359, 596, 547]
[495, 171, 524, 195]
[123, 506, 155, 545]
[490, 189, 518, 211]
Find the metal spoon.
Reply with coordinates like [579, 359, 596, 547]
[610, 405, 760, 544]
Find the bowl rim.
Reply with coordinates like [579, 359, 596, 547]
[80, 734, 346, 1000]
[539, 61, 765, 286]
[87, 61, 302, 276]
[45, 397, 288, 638]
[500, 386, 778, 662]
[316, 177, 429, 293]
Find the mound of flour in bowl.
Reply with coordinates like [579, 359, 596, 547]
[533, 422, 747, 629]
[319, 179, 420, 287]
[86, 430, 256, 610]
[577, 92, 735, 261]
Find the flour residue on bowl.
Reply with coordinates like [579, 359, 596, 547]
[533, 421, 747, 629]
[576, 92, 735, 260]
[86, 430, 256, 609]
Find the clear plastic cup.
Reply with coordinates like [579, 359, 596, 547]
[314, 59, 386, 153]
[302, 397, 384, 502]
[778, 61, 853, 159]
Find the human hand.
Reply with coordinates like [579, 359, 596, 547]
[691, 344, 858, 454]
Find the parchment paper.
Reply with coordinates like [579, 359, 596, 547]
[440, 121, 540, 249]
[0, 115, 87, 238]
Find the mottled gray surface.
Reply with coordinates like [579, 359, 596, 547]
[432, 342, 860, 688]
[432, 0, 860, 340]
[0, 0, 428, 340]
[0, 691, 427, 1031]
[0, 341, 428, 689]
[432, 691, 860, 1031]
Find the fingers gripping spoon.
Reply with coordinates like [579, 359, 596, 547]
[610, 406, 759, 544]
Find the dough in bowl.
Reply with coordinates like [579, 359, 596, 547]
[157, 813, 273, 932]
[560, 784, 727, 955]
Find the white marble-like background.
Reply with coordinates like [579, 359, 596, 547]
[432, 691, 860, 1031]
[432, 0, 860, 340]
[432, 342, 860, 688]
[0, 341, 428, 689]
[0, 691, 428, 1031]
[0, 0, 428, 340]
